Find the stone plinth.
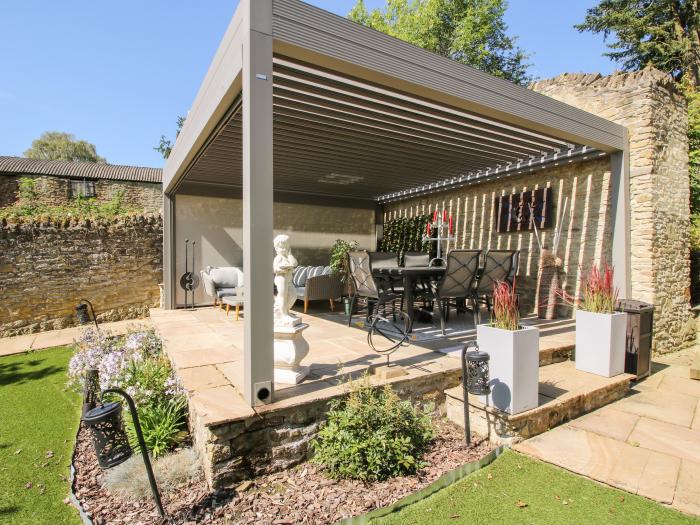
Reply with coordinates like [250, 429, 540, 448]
[274, 322, 310, 384]
[446, 360, 634, 445]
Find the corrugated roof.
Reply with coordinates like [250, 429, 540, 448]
[0, 156, 162, 183]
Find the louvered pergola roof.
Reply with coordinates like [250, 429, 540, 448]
[163, 0, 625, 206]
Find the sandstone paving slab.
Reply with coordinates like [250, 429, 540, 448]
[169, 346, 241, 369]
[674, 459, 700, 516]
[216, 361, 244, 392]
[189, 385, 254, 426]
[628, 417, 700, 463]
[637, 451, 681, 504]
[178, 365, 231, 392]
[569, 406, 640, 442]
[614, 388, 697, 427]
[693, 401, 700, 430]
[0, 334, 36, 356]
[514, 426, 600, 478]
[659, 374, 700, 398]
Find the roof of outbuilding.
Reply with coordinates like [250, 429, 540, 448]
[0, 156, 162, 183]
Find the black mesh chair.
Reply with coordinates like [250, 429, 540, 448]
[404, 252, 430, 267]
[472, 249, 520, 323]
[347, 251, 401, 326]
[430, 250, 482, 334]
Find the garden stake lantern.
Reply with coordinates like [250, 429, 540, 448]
[75, 299, 99, 330]
[461, 341, 490, 446]
[81, 368, 100, 417]
[82, 388, 165, 518]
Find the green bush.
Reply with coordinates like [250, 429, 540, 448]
[311, 377, 433, 481]
[380, 215, 431, 263]
[330, 239, 359, 284]
[127, 397, 188, 458]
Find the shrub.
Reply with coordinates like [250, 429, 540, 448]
[330, 239, 359, 284]
[491, 281, 519, 330]
[311, 377, 433, 481]
[126, 396, 188, 458]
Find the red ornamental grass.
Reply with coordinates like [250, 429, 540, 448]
[581, 261, 618, 313]
[491, 281, 519, 331]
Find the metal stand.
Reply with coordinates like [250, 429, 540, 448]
[422, 213, 455, 265]
[76, 299, 99, 331]
[179, 239, 199, 309]
[102, 388, 165, 518]
[461, 341, 490, 446]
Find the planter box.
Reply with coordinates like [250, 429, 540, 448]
[575, 310, 627, 377]
[477, 324, 540, 415]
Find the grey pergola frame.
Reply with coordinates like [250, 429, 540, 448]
[162, 0, 630, 406]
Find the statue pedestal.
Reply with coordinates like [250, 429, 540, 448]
[273, 322, 310, 384]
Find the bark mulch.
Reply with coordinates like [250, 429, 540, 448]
[74, 420, 494, 525]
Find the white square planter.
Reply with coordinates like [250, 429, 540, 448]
[476, 324, 540, 415]
[575, 310, 627, 377]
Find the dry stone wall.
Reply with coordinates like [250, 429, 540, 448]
[0, 214, 162, 336]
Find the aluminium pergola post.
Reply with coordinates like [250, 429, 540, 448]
[610, 140, 631, 299]
[242, 0, 274, 406]
[162, 192, 175, 309]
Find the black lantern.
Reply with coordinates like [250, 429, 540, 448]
[82, 388, 164, 517]
[461, 341, 490, 446]
[75, 299, 99, 330]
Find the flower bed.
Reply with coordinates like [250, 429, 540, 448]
[72, 419, 493, 525]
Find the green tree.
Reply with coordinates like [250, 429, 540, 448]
[575, 0, 700, 87]
[154, 116, 186, 159]
[24, 131, 105, 163]
[348, 0, 532, 85]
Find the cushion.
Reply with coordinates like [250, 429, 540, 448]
[293, 266, 310, 287]
[209, 267, 241, 288]
[295, 286, 306, 298]
[216, 287, 237, 298]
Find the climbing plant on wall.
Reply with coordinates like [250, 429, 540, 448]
[380, 215, 432, 263]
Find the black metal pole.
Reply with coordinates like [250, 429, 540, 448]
[103, 388, 165, 518]
[461, 340, 478, 446]
[79, 298, 99, 331]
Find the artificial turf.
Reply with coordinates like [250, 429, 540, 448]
[0, 346, 81, 525]
[371, 449, 699, 525]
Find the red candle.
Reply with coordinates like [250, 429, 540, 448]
[443, 209, 447, 221]
[433, 210, 438, 222]
[449, 215, 453, 234]
[426, 222, 431, 236]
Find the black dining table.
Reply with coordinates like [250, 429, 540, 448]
[372, 266, 445, 330]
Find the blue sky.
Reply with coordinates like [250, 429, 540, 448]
[0, 1, 616, 168]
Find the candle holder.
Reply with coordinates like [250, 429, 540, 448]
[423, 210, 455, 265]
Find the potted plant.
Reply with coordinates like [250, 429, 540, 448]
[476, 282, 539, 414]
[330, 239, 359, 316]
[574, 262, 626, 377]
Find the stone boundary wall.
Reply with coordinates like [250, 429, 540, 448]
[0, 173, 162, 212]
[0, 214, 162, 337]
[532, 68, 694, 353]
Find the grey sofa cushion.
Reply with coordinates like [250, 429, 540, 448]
[209, 267, 241, 288]
[292, 266, 309, 287]
[216, 287, 238, 298]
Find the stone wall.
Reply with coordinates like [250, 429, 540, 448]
[0, 214, 162, 336]
[532, 68, 694, 353]
[384, 157, 613, 317]
[385, 68, 694, 353]
[1, 173, 162, 212]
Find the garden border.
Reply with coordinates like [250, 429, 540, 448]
[337, 445, 506, 524]
[69, 425, 95, 525]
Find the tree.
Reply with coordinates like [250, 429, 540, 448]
[575, 0, 700, 88]
[154, 116, 186, 159]
[348, 0, 531, 85]
[24, 132, 105, 163]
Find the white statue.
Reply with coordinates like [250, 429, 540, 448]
[273, 234, 300, 327]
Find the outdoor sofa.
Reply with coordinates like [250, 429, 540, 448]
[292, 265, 343, 313]
[200, 266, 244, 307]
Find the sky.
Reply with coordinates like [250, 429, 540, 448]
[0, 1, 617, 168]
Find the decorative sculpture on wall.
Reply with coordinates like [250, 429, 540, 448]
[494, 187, 553, 233]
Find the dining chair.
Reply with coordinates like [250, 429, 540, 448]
[472, 249, 520, 323]
[429, 249, 482, 334]
[346, 250, 400, 326]
[403, 252, 430, 267]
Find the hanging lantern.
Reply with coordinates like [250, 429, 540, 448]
[82, 402, 133, 469]
[75, 299, 99, 330]
[460, 341, 490, 446]
[82, 369, 100, 417]
[466, 350, 490, 396]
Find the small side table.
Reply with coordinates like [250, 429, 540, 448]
[222, 296, 244, 320]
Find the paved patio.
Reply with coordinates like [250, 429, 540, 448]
[516, 347, 700, 517]
[149, 305, 576, 426]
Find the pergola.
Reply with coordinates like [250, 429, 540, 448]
[162, 0, 630, 406]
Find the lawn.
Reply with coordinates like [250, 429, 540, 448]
[0, 346, 81, 525]
[371, 449, 699, 525]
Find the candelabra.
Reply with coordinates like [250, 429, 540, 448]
[422, 210, 455, 264]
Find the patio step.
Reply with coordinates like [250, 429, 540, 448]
[445, 360, 634, 445]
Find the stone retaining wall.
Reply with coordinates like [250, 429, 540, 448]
[0, 214, 162, 336]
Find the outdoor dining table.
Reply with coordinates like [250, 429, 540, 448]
[372, 266, 446, 331]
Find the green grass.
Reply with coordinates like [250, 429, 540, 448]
[0, 346, 81, 525]
[371, 450, 699, 525]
